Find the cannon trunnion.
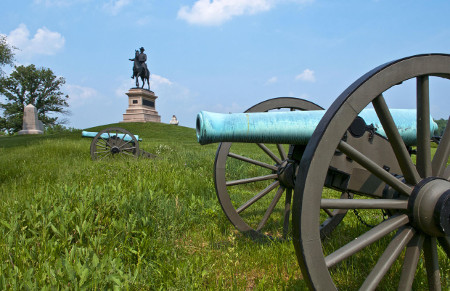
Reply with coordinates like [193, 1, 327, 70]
[199, 54, 450, 290]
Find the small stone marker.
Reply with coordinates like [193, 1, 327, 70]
[169, 115, 179, 125]
[18, 104, 44, 135]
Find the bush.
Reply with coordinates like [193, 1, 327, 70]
[45, 124, 80, 135]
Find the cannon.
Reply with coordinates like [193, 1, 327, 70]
[198, 104, 438, 241]
[82, 127, 155, 160]
[198, 54, 450, 290]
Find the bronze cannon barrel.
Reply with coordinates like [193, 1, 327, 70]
[196, 109, 437, 146]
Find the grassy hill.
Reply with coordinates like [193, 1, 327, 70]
[0, 123, 309, 289]
[0, 123, 448, 289]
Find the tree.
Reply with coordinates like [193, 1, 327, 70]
[0, 35, 15, 77]
[434, 118, 448, 136]
[0, 64, 69, 134]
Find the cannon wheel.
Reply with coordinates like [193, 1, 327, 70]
[90, 127, 140, 160]
[292, 54, 450, 290]
[215, 97, 351, 240]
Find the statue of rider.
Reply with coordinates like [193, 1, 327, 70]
[130, 47, 148, 79]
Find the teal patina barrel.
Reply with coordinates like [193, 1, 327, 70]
[82, 131, 140, 142]
[196, 109, 437, 146]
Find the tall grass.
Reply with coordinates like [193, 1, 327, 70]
[0, 123, 306, 289]
[0, 123, 448, 289]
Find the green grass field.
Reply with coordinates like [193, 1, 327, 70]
[0, 123, 448, 290]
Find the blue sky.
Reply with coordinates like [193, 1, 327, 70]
[1, 0, 449, 129]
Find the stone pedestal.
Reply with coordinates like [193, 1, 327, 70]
[122, 88, 161, 123]
[18, 104, 44, 135]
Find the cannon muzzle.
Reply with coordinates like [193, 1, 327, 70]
[196, 109, 437, 146]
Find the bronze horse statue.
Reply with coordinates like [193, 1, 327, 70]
[131, 50, 150, 90]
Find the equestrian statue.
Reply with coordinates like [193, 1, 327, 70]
[129, 47, 150, 90]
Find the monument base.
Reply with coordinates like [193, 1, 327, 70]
[122, 88, 161, 123]
[18, 129, 43, 135]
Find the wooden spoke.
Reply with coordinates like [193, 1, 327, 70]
[119, 132, 128, 143]
[94, 150, 111, 154]
[338, 140, 412, 196]
[118, 140, 135, 150]
[95, 144, 109, 149]
[325, 214, 409, 268]
[98, 152, 112, 161]
[226, 174, 278, 186]
[257, 143, 282, 164]
[97, 138, 109, 146]
[322, 208, 334, 217]
[320, 198, 408, 210]
[432, 117, 450, 177]
[283, 188, 292, 238]
[100, 138, 113, 148]
[444, 166, 450, 180]
[256, 186, 285, 231]
[228, 152, 278, 171]
[360, 227, 414, 290]
[236, 181, 280, 214]
[398, 234, 425, 290]
[423, 236, 441, 291]
[372, 94, 421, 184]
[276, 144, 287, 160]
[416, 76, 432, 178]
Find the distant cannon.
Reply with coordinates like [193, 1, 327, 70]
[198, 54, 450, 290]
[82, 127, 155, 160]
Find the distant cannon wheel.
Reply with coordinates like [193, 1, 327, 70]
[90, 127, 140, 160]
[292, 54, 450, 290]
[215, 97, 350, 240]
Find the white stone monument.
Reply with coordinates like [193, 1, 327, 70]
[18, 104, 44, 135]
[169, 115, 179, 125]
[122, 88, 161, 123]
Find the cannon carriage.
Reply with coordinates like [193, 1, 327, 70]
[198, 54, 450, 290]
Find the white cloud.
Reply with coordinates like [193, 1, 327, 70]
[136, 16, 151, 26]
[115, 80, 133, 98]
[295, 69, 315, 82]
[178, 0, 314, 25]
[265, 76, 277, 84]
[151, 74, 173, 88]
[103, 0, 132, 15]
[7, 24, 65, 59]
[178, 0, 272, 26]
[66, 84, 98, 107]
[33, 0, 90, 7]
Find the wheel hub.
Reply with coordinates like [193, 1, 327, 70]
[111, 146, 120, 154]
[409, 177, 450, 237]
[277, 160, 297, 189]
